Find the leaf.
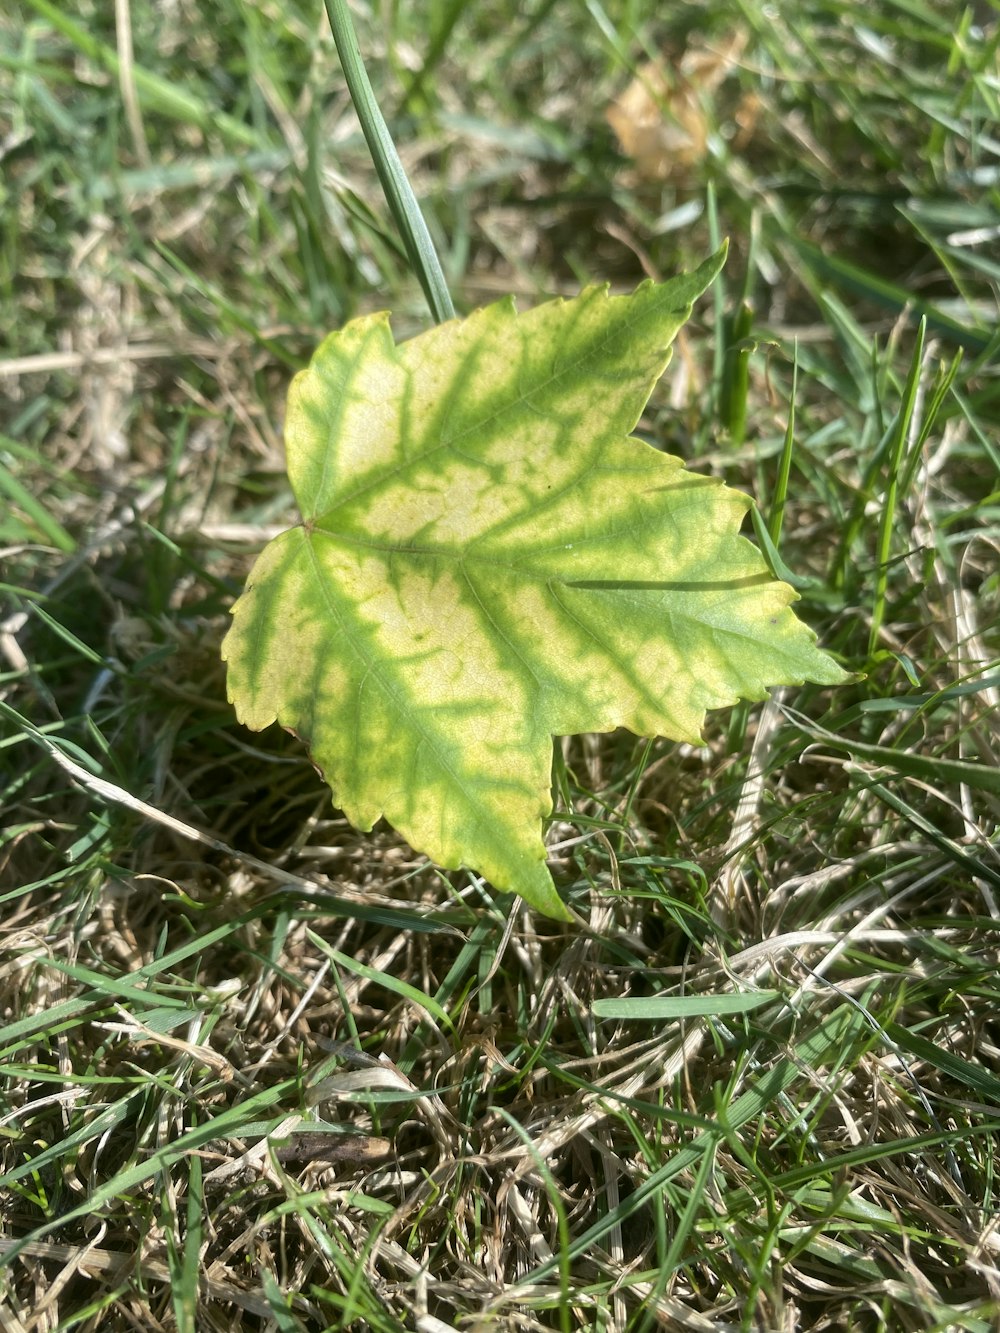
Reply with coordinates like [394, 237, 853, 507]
[223, 251, 845, 919]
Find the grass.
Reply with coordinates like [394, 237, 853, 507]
[2, 0, 1000, 1328]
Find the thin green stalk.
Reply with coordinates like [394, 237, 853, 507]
[769, 346, 798, 546]
[868, 318, 926, 658]
[498, 1108, 573, 1333]
[720, 300, 753, 445]
[322, 0, 455, 325]
[706, 183, 726, 419]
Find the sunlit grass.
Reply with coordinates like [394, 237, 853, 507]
[2, 0, 999, 1328]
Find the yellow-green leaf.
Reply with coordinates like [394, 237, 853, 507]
[223, 252, 845, 919]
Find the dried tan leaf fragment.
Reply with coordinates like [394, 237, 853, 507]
[606, 34, 755, 183]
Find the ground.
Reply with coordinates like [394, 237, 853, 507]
[2, 1, 1000, 1329]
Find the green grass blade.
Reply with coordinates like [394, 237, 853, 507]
[593, 991, 782, 1020]
[790, 235, 994, 353]
[260, 1269, 309, 1332]
[869, 317, 927, 656]
[516, 1004, 861, 1284]
[769, 348, 798, 546]
[786, 709, 1000, 800]
[0, 455, 75, 552]
[308, 933, 455, 1033]
[23, 0, 263, 148]
[0, 1081, 302, 1262]
[886, 1023, 1000, 1102]
[322, 0, 455, 324]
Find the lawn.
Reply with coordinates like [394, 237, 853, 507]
[2, 0, 1000, 1329]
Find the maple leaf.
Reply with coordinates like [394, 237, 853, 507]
[223, 252, 845, 919]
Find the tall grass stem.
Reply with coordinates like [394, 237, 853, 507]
[322, 0, 455, 324]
